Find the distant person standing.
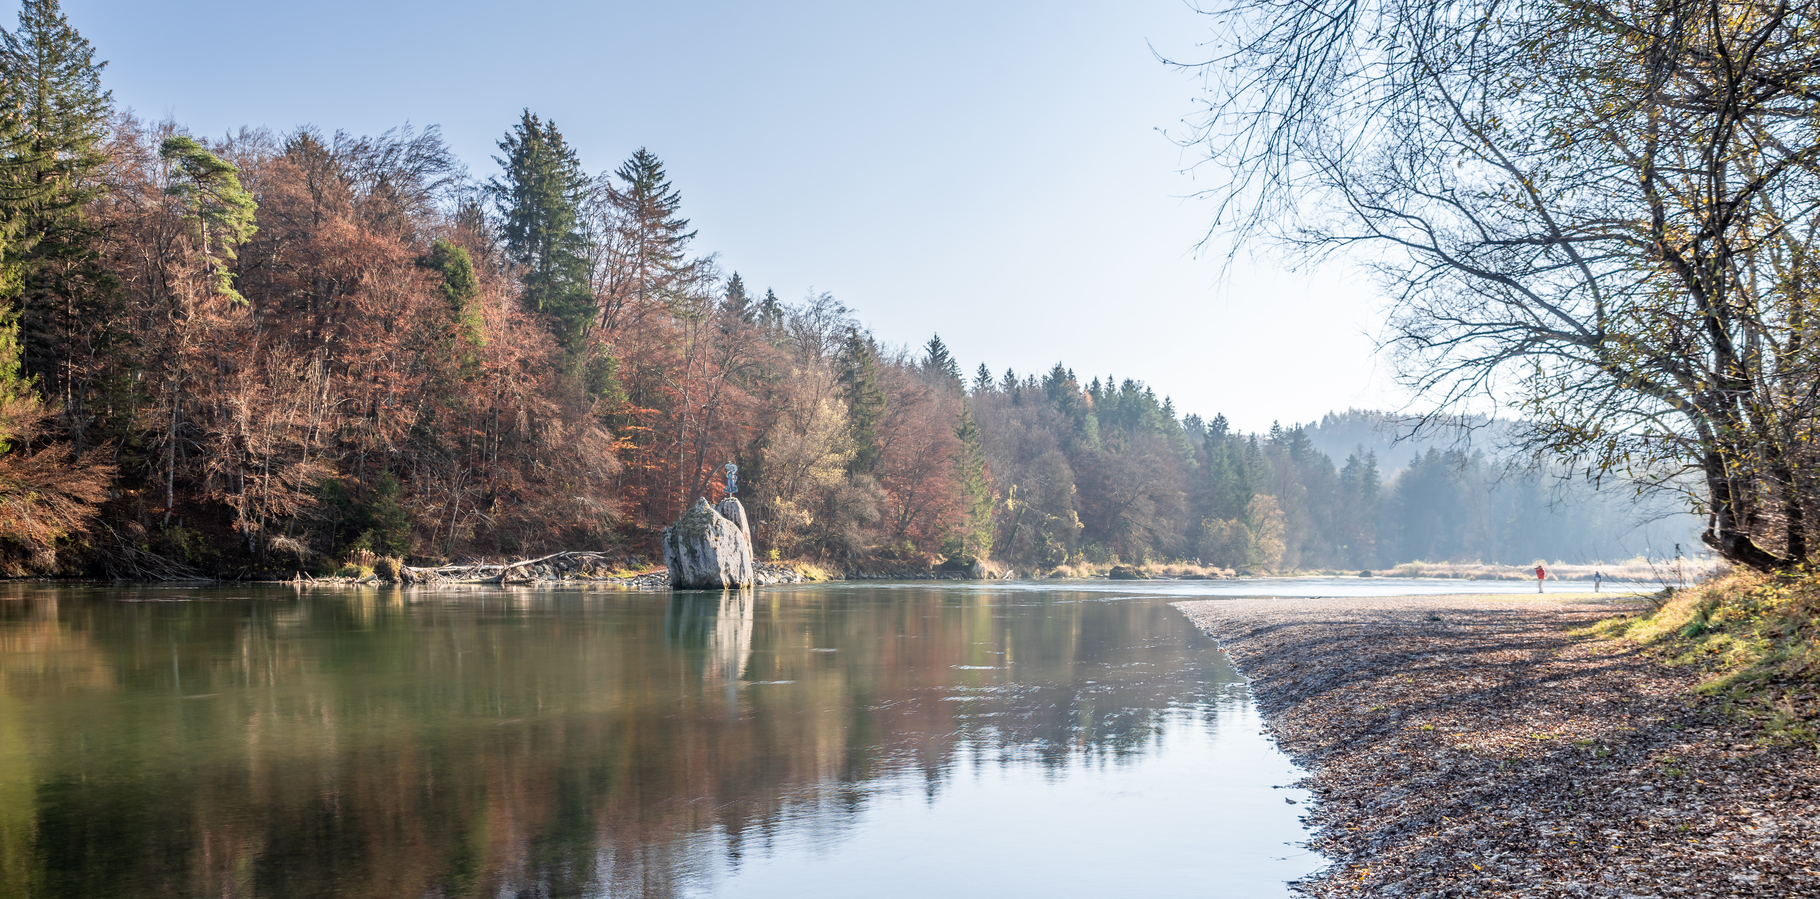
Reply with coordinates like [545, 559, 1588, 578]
[1535, 564, 1547, 593]
[1594, 570, 1603, 593]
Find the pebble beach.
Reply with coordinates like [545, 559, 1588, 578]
[1175, 593, 1820, 898]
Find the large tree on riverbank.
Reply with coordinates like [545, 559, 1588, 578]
[1, 0, 125, 453]
[491, 111, 593, 352]
[1175, 0, 1820, 570]
[0, 3, 114, 570]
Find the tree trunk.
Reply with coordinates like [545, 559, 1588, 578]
[1702, 455, 1785, 571]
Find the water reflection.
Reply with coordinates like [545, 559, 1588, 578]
[665, 591, 755, 691]
[0, 583, 1312, 898]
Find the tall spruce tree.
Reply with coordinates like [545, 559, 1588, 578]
[1, 0, 122, 446]
[1337, 449, 1382, 567]
[922, 334, 961, 386]
[598, 147, 698, 328]
[723, 271, 751, 322]
[837, 329, 887, 475]
[490, 110, 592, 351]
[954, 401, 994, 558]
[758, 287, 784, 331]
[0, 36, 110, 566]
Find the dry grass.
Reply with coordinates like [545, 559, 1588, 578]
[1025, 561, 1237, 579]
[1141, 561, 1236, 578]
[776, 560, 839, 581]
[1595, 567, 1820, 744]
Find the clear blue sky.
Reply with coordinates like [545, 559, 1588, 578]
[69, 0, 1394, 432]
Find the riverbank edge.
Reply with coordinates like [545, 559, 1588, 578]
[1174, 593, 1820, 898]
[47, 547, 1695, 587]
[49, 567, 1684, 590]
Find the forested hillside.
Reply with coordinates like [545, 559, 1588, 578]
[0, 2, 1683, 577]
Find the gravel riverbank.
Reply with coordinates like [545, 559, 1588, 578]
[1175, 594, 1820, 898]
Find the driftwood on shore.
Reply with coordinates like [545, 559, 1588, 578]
[400, 551, 636, 584]
[89, 522, 209, 581]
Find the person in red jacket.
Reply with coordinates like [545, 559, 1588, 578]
[1535, 564, 1547, 593]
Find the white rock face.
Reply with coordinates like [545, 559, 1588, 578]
[662, 497, 756, 589]
[717, 497, 751, 536]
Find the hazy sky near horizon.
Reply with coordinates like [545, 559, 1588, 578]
[67, 0, 1397, 432]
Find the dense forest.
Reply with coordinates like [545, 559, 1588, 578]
[0, 2, 1683, 578]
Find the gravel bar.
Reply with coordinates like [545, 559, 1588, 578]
[1174, 593, 1820, 898]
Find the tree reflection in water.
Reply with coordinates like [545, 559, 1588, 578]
[0, 583, 1268, 898]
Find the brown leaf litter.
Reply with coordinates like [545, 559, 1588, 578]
[1174, 594, 1820, 898]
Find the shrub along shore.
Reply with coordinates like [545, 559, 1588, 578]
[1177, 577, 1820, 898]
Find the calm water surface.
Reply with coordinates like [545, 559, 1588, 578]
[0, 579, 1441, 898]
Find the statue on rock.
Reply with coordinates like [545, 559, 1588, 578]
[662, 496, 755, 589]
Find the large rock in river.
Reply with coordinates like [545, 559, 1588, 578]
[716, 496, 750, 536]
[662, 497, 756, 589]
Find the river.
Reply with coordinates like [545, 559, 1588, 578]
[0, 577, 1637, 897]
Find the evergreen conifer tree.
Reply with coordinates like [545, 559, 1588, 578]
[600, 147, 698, 325]
[1339, 449, 1383, 566]
[1201, 425, 1237, 519]
[1, 1, 106, 198]
[489, 111, 592, 350]
[973, 363, 993, 394]
[1, 0, 123, 442]
[723, 271, 751, 322]
[159, 136, 257, 302]
[0, 54, 110, 566]
[1043, 363, 1077, 412]
[922, 334, 961, 385]
[837, 329, 887, 474]
[954, 401, 994, 557]
[1359, 450, 1382, 563]
[758, 287, 784, 331]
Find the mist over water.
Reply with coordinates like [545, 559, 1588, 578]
[0, 582, 1328, 899]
